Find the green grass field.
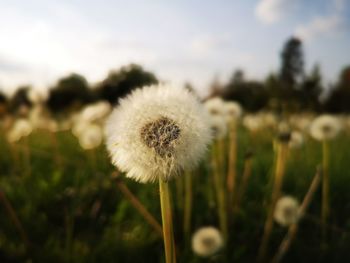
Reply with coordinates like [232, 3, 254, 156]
[1, 126, 350, 262]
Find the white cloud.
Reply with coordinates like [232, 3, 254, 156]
[294, 15, 342, 42]
[255, 0, 294, 24]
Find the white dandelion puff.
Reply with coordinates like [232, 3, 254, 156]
[274, 196, 300, 227]
[310, 115, 342, 141]
[78, 124, 103, 150]
[224, 101, 242, 122]
[105, 84, 212, 183]
[204, 97, 226, 116]
[289, 131, 304, 149]
[209, 115, 228, 140]
[7, 119, 33, 143]
[192, 227, 224, 257]
[243, 114, 263, 132]
[79, 101, 112, 123]
[72, 119, 90, 137]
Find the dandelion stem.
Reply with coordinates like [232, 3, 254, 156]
[159, 178, 176, 263]
[114, 176, 163, 237]
[258, 142, 288, 262]
[183, 170, 192, 245]
[23, 136, 31, 177]
[322, 140, 330, 241]
[272, 167, 321, 263]
[235, 154, 253, 212]
[227, 121, 237, 215]
[212, 142, 228, 241]
[48, 130, 62, 167]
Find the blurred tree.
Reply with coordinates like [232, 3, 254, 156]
[0, 90, 8, 117]
[325, 65, 350, 113]
[208, 75, 223, 98]
[280, 37, 304, 87]
[0, 90, 7, 105]
[265, 73, 283, 112]
[222, 70, 269, 112]
[231, 69, 245, 84]
[9, 86, 32, 114]
[94, 64, 158, 104]
[278, 37, 305, 111]
[299, 64, 322, 111]
[47, 74, 92, 113]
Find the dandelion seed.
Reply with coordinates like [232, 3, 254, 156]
[192, 227, 224, 257]
[274, 196, 300, 227]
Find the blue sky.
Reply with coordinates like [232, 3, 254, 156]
[0, 0, 349, 95]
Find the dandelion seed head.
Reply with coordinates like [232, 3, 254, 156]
[7, 118, 33, 142]
[224, 101, 242, 122]
[274, 196, 300, 227]
[310, 115, 342, 141]
[204, 97, 226, 116]
[192, 227, 224, 257]
[209, 115, 227, 140]
[105, 84, 212, 183]
[79, 124, 103, 150]
[289, 131, 304, 149]
[80, 101, 111, 123]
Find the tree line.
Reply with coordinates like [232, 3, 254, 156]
[0, 37, 349, 116]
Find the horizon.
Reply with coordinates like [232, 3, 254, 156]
[0, 0, 349, 95]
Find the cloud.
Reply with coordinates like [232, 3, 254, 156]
[294, 15, 342, 42]
[255, 0, 295, 24]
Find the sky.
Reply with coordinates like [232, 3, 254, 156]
[0, 0, 349, 95]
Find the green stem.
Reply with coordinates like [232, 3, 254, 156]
[159, 179, 176, 263]
[322, 140, 330, 241]
[183, 170, 192, 246]
[212, 142, 228, 241]
[258, 142, 288, 262]
[227, 121, 237, 215]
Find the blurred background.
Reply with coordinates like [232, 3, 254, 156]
[0, 0, 350, 262]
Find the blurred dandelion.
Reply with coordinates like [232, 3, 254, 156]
[274, 196, 300, 227]
[192, 227, 224, 258]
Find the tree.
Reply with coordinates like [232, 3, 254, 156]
[280, 37, 304, 88]
[299, 64, 322, 110]
[9, 86, 32, 114]
[230, 69, 245, 84]
[94, 64, 158, 104]
[0, 91, 7, 118]
[47, 73, 92, 113]
[222, 70, 268, 111]
[325, 65, 350, 113]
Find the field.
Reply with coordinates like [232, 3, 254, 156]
[1, 116, 350, 263]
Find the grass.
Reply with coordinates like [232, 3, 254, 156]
[1, 127, 350, 262]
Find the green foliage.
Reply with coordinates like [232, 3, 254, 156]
[1, 127, 350, 262]
[94, 64, 158, 104]
[47, 74, 92, 113]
